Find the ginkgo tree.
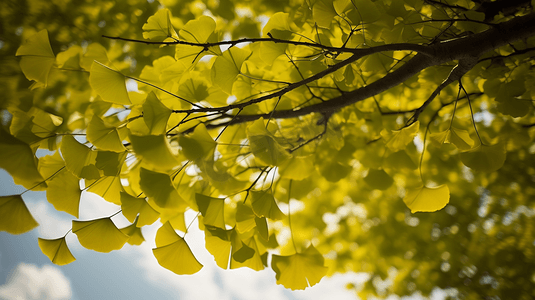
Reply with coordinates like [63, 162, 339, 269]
[1, 0, 535, 298]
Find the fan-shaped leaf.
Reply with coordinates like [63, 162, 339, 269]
[142, 8, 178, 41]
[403, 185, 450, 213]
[38, 237, 76, 265]
[89, 61, 131, 105]
[120, 192, 159, 227]
[460, 142, 506, 172]
[381, 121, 420, 152]
[0, 195, 39, 234]
[178, 124, 216, 161]
[60, 135, 96, 178]
[247, 119, 291, 166]
[250, 190, 284, 220]
[364, 169, 394, 190]
[139, 168, 187, 210]
[236, 203, 256, 233]
[212, 47, 251, 94]
[271, 245, 328, 290]
[195, 194, 226, 229]
[16, 29, 55, 85]
[153, 222, 203, 275]
[72, 217, 129, 252]
[130, 134, 179, 171]
[142, 92, 172, 135]
[85, 175, 123, 205]
[87, 115, 126, 152]
[46, 169, 81, 218]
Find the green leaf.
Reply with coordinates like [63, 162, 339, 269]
[0, 195, 39, 235]
[0, 128, 46, 190]
[381, 121, 420, 152]
[153, 222, 203, 275]
[139, 168, 187, 210]
[142, 8, 178, 41]
[16, 29, 55, 86]
[212, 47, 251, 94]
[250, 190, 285, 220]
[364, 169, 394, 190]
[195, 193, 226, 229]
[460, 142, 506, 172]
[130, 134, 179, 172]
[89, 61, 131, 105]
[403, 185, 450, 213]
[46, 169, 81, 218]
[38, 237, 76, 265]
[120, 192, 159, 227]
[271, 245, 328, 290]
[72, 217, 129, 252]
[142, 92, 172, 135]
[87, 115, 126, 152]
[247, 119, 291, 166]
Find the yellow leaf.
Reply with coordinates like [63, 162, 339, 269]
[72, 217, 129, 252]
[139, 168, 187, 210]
[120, 220, 145, 245]
[403, 185, 450, 213]
[85, 176, 123, 205]
[278, 156, 315, 180]
[381, 121, 420, 152]
[247, 119, 291, 166]
[142, 92, 172, 135]
[449, 127, 474, 150]
[130, 134, 179, 172]
[89, 61, 131, 105]
[142, 9, 178, 41]
[195, 194, 226, 229]
[235, 203, 256, 234]
[38, 237, 76, 265]
[46, 169, 81, 218]
[16, 29, 55, 85]
[87, 115, 126, 152]
[120, 192, 159, 227]
[152, 222, 203, 275]
[204, 226, 232, 269]
[460, 142, 506, 172]
[0, 195, 39, 235]
[271, 245, 328, 290]
[251, 190, 285, 220]
[178, 124, 216, 161]
[60, 135, 96, 178]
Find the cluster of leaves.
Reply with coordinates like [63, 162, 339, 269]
[1, 0, 535, 297]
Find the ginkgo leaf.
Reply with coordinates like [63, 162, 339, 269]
[278, 156, 315, 180]
[403, 185, 450, 213]
[87, 115, 126, 152]
[195, 194, 226, 229]
[81, 43, 109, 70]
[139, 168, 187, 210]
[120, 221, 145, 245]
[60, 135, 96, 178]
[250, 190, 285, 220]
[0, 128, 46, 190]
[120, 192, 159, 227]
[364, 169, 394, 190]
[230, 235, 265, 271]
[38, 237, 76, 265]
[178, 124, 216, 161]
[142, 92, 172, 135]
[72, 217, 129, 252]
[381, 121, 420, 152]
[85, 175, 123, 205]
[89, 61, 131, 105]
[247, 119, 291, 166]
[38, 151, 65, 179]
[460, 142, 506, 172]
[153, 222, 203, 275]
[95, 151, 126, 176]
[430, 127, 474, 150]
[212, 47, 251, 94]
[313, 0, 338, 28]
[130, 134, 179, 172]
[0, 195, 39, 235]
[46, 169, 81, 218]
[16, 29, 55, 85]
[262, 12, 290, 36]
[271, 245, 328, 290]
[205, 226, 232, 269]
[142, 8, 178, 41]
[236, 203, 256, 233]
[175, 16, 221, 63]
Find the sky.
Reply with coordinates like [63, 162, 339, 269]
[0, 168, 369, 300]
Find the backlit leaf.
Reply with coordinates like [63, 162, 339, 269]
[0, 195, 39, 234]
[87, 115, 126, 152]
[212, 47, 251, 94]
[16, 29, 55, 85]
[236, 203, 256, 233]
[195, 194, 226, 229]
[139, 168, 187, 210]
[85, 175, 123, 205]
[130, 134, 179, 171]
[120, 220, 145, 245]
[38, 237, 76, 265]
[60, 135, 96, 178]
[403, 185, 450, 213]
[153, 222, 203, 275]
[247, 119, 291, 166]
[46, 169, 81, 218]
[142, 9, 178, 41]
[120, 192, 159, 227]
[250, 190, 285, 220]
[364, 169, 394, 190]
[72, 217, 129, 252]
[381, 121, 420, 152]
[178, 124, 216, 161]
[142, 92, 172, 135]
[89, 61, 131, 105]
[271, 245, 328, 290]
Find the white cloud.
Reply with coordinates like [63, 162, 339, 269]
[0, 263, 72, 300]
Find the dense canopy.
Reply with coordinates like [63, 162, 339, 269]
[1, 0, 535, 298]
